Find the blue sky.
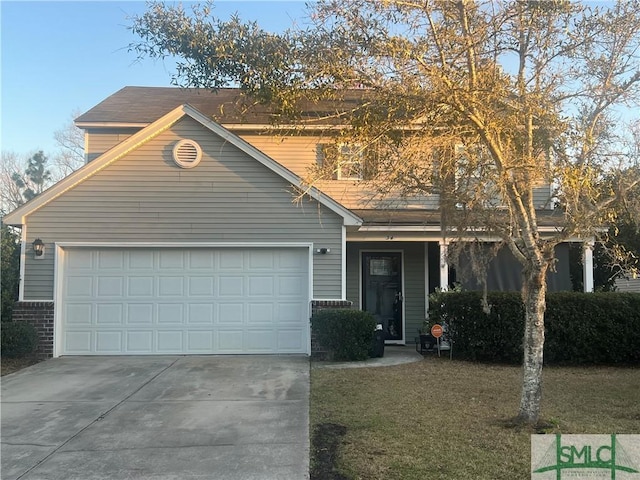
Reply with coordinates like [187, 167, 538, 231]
[0, 1, 307, 156]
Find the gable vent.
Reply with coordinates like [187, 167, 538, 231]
[173, 139, 202, 168]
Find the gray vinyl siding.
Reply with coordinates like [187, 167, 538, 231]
[614, 277, 640, 293]
[239, 135, 442, 209]
[85, 128, 139, 162]
[346, 241, 426, 342]
[237, 134, 319, 177]
[23, 117, 343, 300]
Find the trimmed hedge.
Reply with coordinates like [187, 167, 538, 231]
[312, 309, 377, 361]
[429, 291, 640, 365]
[1, 321, 39, 358]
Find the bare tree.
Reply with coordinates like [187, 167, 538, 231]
[130, 0, 640, 424]
[52, 109, 85, 179]
[0, 152, 28, 215]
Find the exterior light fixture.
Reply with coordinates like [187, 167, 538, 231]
[32, 238, 45, 258]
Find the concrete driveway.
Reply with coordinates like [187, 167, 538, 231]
[1, 356, 310, 480]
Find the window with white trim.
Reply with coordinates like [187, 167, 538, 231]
[336, 144, 363, 180]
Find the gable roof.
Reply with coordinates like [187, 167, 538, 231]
[75, 86, 366, 128]
[3, 104, 362, 227]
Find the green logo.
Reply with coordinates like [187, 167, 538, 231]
[532, 434, 640, 479]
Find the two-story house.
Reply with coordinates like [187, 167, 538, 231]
[4, 87, 592, 357]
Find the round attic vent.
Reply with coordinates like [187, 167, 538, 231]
[173, 139, 202, 168]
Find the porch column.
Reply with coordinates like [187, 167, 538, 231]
[439, 239, 449, 291]
[583, 241, 594, 292]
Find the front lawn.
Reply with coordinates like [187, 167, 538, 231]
[310, 357, 640, 480]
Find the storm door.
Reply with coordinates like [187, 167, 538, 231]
[361, 252, 404, 342]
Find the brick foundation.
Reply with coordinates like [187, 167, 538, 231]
[310, 299, 353, 359]
[12, 301, 55, 358]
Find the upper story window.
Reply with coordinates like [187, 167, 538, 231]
[318, 142, 376, 181]
[336, 144, 363, 180]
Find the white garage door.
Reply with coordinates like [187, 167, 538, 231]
[60, 247, 310, 355]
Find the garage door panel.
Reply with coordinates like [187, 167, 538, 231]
[66, 277, 93, 297]
[61, 248, 309, 355]
[216, 330, 243, 352]
[129, 250, 154, 269]
[97, 277, 124, 297]
[96, 331, 123, 353]
[279, 303, 306, 323]
[98, 251, 124, 270]
[65, 304, 93, 325]
[219, 276, 244, 296]
[128, 277, 154, 296]
[188, 277, 215, 296]
[279, 276, 305, 296]
[65, 331, 92, 353]
[277, 330, 306, 351]
[219, 251, 243, 270]
[157, 330, 183, 352]
[249, 250, 275, 269]
[187, 331, 214, 352]
[248, 277, 274, 296]
[68, 249, 93, 269]
[127, 304, 153, 324]
[245, 330, 276, 351]
[96, 304, 123, 324]
[158, 277, 184, 296]
[158, 304, 184, 324]
[248, 303, 273, 323]
[126, 330, 153, 352]
[217, 304, 244, 324]
[159, 250, 184, 269]
[187, 304, 214, 324]
[188, 250, 214, 269]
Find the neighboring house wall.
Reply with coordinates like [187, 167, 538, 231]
[533, 184, 554, 210]
[615, 277, 640, 293]
[346, 241, 427, 339]
[23, 116, 344, 299]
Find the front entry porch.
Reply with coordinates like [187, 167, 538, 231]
[345, 239, 581, 344]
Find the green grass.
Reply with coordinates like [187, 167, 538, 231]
[310, 357, 640, 480]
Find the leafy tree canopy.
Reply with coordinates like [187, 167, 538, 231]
[130, 0, 640, 424]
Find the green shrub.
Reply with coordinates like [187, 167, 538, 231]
[1, 225, 21, 322]
[1, 321, 39, 358]
[312, 309, 377, 361]
[429, 291, 640, 365]
[545, 292, 640, 364]
[430, 291, 524, 363]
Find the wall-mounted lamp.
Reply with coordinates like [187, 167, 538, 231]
[315, 248, 330, 254]
[32, 238, 45, 258]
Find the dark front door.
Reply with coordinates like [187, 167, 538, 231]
[362, 252, 403, 341]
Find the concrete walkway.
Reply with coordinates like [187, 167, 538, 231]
[1, 356, 309, 480]
[312, 345, 424, 369]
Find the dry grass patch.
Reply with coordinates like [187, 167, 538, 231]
[1, 356, 41, 376]
[310, 357, 640, 480]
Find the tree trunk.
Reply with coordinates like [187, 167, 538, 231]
[517, 263, 548, 424]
